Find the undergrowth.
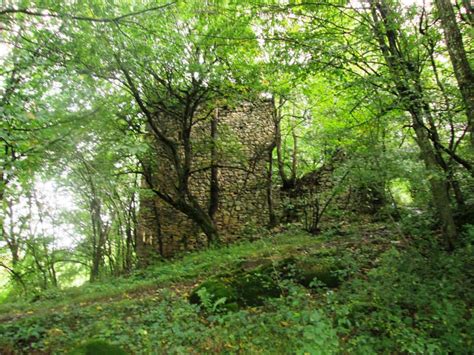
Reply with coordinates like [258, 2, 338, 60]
[0, 223, 473, 354]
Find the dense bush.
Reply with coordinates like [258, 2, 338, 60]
[328, 242, 474, 353]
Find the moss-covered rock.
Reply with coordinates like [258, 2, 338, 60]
[189, 265, 282, 310]
[295, 260, 341, 288]
[238, 258, 273, 272]
[69, 340, 127, 355]
[233, 269, 281, 306]
[188, 255, 345, 311]
[189, 279, 238, 311]
[277, 256, 343, 288]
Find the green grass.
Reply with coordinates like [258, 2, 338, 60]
[0, 230, 320, 319]
[1, 225, 473, 354]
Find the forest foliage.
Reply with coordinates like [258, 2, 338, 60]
[0, 0, 473, 353]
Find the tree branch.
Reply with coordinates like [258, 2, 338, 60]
[0, 2, 176, 23]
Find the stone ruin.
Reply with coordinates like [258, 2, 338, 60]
[279, 150, 349, 232]
[137, 100, 275, 258]
[136, 101, 361, 259]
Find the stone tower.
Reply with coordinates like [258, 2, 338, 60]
[136, 100, 274, 259]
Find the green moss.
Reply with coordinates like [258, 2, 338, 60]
[296, 261, 341, 288]
[233, 270, 281, 306]
[277, 257, 342, 288]
[69, 340, 127, 355]
[238, 258, 273, 272]
[189, 265, 282, 310]
[188, 279, 237, 307]
[189, 255, 345, 312]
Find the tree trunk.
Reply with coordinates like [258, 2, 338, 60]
[180, 194, 219, 246]
[266, 144, 278, 227]
[435, 0, 474, 148]
[135, 183, 157, 267]
[124, 195, 136, 271]
[151, 202, 163, 257]
[90, 197, 106, 282]
[369, 0, 457, 248]
[272, 97, 295, 190]
[208, 108, 219, 221]
[411, 112, 457, 249]
[200, 217, 219, 246]
[5, 198, 20, 267]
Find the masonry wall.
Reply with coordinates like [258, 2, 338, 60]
[137, 100, 275, 257]
[279, 152, 347, 231]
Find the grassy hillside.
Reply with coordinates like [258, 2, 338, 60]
[1, 221, 473, 354]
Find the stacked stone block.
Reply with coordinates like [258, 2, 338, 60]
[137, 100, 274, 257]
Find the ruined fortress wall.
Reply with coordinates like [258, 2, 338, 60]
[137, 100, 275, 257]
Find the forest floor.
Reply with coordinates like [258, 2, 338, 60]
[0, 215, 473, 354]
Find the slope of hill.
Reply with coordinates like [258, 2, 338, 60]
[1, 220, 473, 354]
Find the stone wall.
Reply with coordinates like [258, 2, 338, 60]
[279, 150, 349, 232]
[137, 100, 275, 257]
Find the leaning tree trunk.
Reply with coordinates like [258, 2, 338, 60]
[411, 110, 457, 250]
[435, 0, 474, 148]
[180, 193, 220, 246]
[369, 0, 457, 248]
